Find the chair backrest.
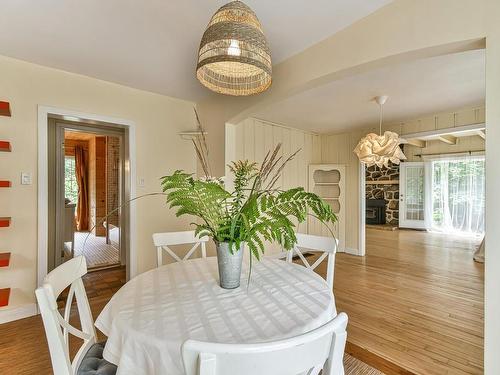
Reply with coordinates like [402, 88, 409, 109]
[182, 312, 348, 375]
[287, 233, 338, 288]
[35, 256, 97, 375]
[152, 231, 209, 267]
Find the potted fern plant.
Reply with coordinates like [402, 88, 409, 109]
[160, 143, 337, 289]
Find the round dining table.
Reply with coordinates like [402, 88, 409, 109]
[95, 256, 336, 375]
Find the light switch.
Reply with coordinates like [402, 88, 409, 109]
[138, 177, 145, 187]
[21, 172, 32, 185]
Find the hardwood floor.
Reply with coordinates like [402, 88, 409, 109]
[333, 228, 484, 375]
[0, 267, 125, 375]
[0, 229, 484, 374]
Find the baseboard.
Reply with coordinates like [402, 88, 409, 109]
[0, 303, 38, 324]
[344, 247, 361, 255]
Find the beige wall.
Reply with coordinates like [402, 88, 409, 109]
[0, 55, 196, 318]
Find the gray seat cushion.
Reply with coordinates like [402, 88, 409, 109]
[77, 341, 117, 375]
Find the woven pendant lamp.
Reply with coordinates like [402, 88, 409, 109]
[197, 1, 272, 96]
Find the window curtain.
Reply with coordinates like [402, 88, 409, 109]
[74, 145, 89, 231]
[431, 156, 485, 235]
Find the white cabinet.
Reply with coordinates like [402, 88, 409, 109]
[308, 164, 346, 252]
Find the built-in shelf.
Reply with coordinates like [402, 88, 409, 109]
[0, 253, 10, 267]
[0, 141, 11, 152]
[0, 101, 11, 117]
[366, 180, 399, 185]
[0, 181, 11, 188]
[0, 217, 11, 228]
[0, 288, 10, 307]
[309, 164, 346, 249]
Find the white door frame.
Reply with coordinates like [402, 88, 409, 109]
[37, 106, 137, 288]
[358, 163, 366, 256]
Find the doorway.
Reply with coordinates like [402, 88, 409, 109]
[399, 161, 429, 229]
[61, 128, 123, 269]
[48, 119, 128, 273]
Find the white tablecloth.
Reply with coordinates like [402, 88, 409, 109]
[95, 257, 336, 375]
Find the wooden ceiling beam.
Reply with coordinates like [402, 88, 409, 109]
[405, 139, 426, 148]
[437, 135, 457, 145]
[402, 122, 485, 140]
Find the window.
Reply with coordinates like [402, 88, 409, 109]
[431, 156, 485, 235]
[65, 155, 79, 204]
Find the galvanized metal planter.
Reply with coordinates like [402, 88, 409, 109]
[216, 242, 244, 289]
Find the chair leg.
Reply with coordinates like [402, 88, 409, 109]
[156, 248, 162, 267]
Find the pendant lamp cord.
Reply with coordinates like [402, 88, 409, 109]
[379, 103, 383, 135]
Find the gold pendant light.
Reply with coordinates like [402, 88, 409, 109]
[354, 96, 407, 168]
[196, 1, 272, 96]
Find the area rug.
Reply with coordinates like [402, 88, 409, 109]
[72, 230, 120, 268]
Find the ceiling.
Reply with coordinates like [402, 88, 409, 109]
[0, 0, 391, 102]
[254, 49, 486, 134]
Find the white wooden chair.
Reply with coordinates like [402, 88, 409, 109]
[35, 256, 117, 375]
[152, 230, 209, 267]
[182, 312, 348, 375]
[282, 233, 338, 289]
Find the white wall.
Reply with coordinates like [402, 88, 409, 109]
[0, 55, 196, 321]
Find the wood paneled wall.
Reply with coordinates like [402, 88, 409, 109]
[88, 136, 107, 236]
[94, 137, 107, 236]
[64, 139, 88, 156]
[106, 136, 120, 227]
[383, 106, 485, 135]
[321, 129, 367, 254]
[227, 118, 321, 241]
[88, 137, 96, 232]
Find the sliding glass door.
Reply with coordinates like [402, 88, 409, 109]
[399, 157, 485, 235]
[431, 156, 485, 235]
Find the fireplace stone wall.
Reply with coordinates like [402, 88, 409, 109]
[365, 163, 400, 225]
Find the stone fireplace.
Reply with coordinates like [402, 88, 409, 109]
[365, 163, 399, 225]
[366, 199, 386, 225]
